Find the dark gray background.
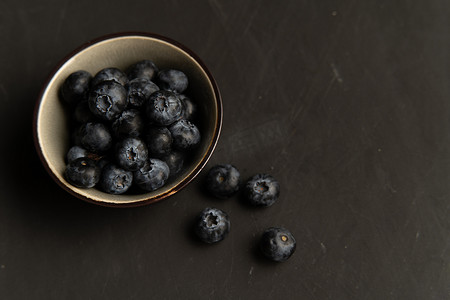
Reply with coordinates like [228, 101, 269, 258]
[1, 0, 450, 299]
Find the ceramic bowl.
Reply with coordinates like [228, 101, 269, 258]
[33, 32, 222, 207]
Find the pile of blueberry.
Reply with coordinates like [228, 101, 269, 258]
[60, 60, 200, 194]
[196, 164, 296, 262]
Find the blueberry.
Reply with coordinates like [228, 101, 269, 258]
[260, 227, 296, 262]
[179, 94, 197, 121]
[145, 90, 183, 126]
[244, 174, 280, 207]
[162, 151, 185, 177]
[73, 122, 112, 154]
[115, 137, 149, 171]
[145, 127, 173, 158]
[64, 157, 100, 188]
[126, 60, 159, 81]
[169, 119, 201, 150]
[88, 81, 128, 121]
[91, 67, 128, 87]
[60, 70, 92, 106]
[126, 78, 159, 108]
[111, 109, 144, 138]
[73, 101, 97, 123]
[66, 145, 88, 163]
[157, 69, 188, 93]
[99, 163, 133, 194]
[205, 164, 240, 198]
[194, 207, 230, 244]
[133, 158, 170, 191]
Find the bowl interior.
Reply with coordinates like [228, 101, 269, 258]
[35, 34, 221, 206]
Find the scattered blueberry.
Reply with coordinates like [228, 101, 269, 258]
[205, 164, 240, 198]
[133, 158, 170, 191]
[244, 174, 280, 207]
[115, 137, 149, 171]
[64, 157, 100, 188]
[88, 81, 128, 121]
[126, 78, 159, 108]
[66, 145, 88, 163]
[194, 207, 230, 244]
[99, 163, 133, 194]
[169, 119, 201, 150]
[60, 70, 92, 106]
[91, 67, 128, 87]
[145, 90, 183, 126]
[260, 227, 296, 262]
[126, 60, 159, 81]
[111, 109, 144, 138]
[74, 122, 112, 154]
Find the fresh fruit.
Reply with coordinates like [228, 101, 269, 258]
[194, 207, 230, 244]
[91, 67, 128, 87]
[88, 81, 128, 121]
[111, 109, 144, 138]
[73, 122, 112, 154]
[145, 127, 173, 158]
[61, 59, 201, 195]
[260, 227, 296, 262]
[99, 163, 133, 194]
[244, 174, 280, 207]
[157, 69, 188, 93]
[169, 119, 201, 150]
[145, 90, 183, 126]
[126, 78, 159, 108]
[115, 137, 149, 171]
[205, 164, 240, 198]
[133, 158, 170, 191]
[126, 60, 159, 81]
[179, 94, 197, 121]
[60, 70, 92, 106]
[162, 151, 185, 177]
[64, 157, 100, 188]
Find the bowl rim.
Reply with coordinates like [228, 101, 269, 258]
[32, 31, 223, 207]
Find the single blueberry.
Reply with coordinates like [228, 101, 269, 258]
[66, 145, 88, 163]
[88, 81, 128, 121]
[157, 69, 188, 93]
[169, 119, 201, 150]
[260, 227, 296, 262]
[60, 70, 92, 106]
[205, 164, 240, 198]
[126, 60, 159, 81]
[73, 122, 112, 154]
[179, 94, 197, 121]
[115, 137, 149, 171]
[145, 90, 183, 126]
[133, 158, 170, 191]
[99, 163, 133, 195]
[64, 157, 100, 188]
[162, 151, 185, 177]
[126, 78, 159, 108]
[111, 109, 144, 138]
[194, 207, 230, 244]
[91, 67, 128, 87]
[244, 174, 280, 207]
[145, 126, 173, 158]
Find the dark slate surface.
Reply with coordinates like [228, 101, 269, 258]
[1, 1, 449, 299]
